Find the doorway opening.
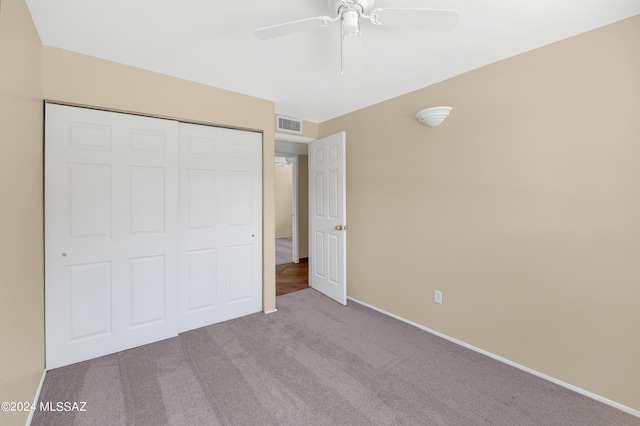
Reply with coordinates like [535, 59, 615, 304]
[274, 131, 347, 303]
[275, 154, 296, 265]
[275, 135, 311, 296]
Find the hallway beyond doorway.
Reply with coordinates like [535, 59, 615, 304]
[276, 236, 293, 265]
[276, 259, 308, 296]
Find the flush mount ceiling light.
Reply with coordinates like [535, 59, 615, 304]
[416, 106, 453, 127]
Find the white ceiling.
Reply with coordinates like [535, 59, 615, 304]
[26, 0, 640, 123]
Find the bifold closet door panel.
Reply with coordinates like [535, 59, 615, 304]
[45, 104, 180, 369]
[178, 123, 263, 333]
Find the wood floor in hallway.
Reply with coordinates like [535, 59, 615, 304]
[276, 258, 309, 296]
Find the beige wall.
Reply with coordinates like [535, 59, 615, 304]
[297, 155, 309, 259]
[0, 0, 44, 424]
[42, 46, 278, 314]
[320, 15, 640, 412]
[275, 164, 293, 238]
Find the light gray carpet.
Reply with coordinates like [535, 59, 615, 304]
[276, 237, 293, 265]
[33, 289, 639, 426]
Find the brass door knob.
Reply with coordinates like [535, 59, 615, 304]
[335, 225, 343, 231]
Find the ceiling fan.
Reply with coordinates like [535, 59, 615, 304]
[255, 0, 459, 73]
[255, 0, 459, 40]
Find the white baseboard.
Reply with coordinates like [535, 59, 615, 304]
[347, 296, 640, 419]
[25, 370, 47, 426]
[264, 309, 278, 314]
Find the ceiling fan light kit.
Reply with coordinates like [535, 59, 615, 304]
[342, 9, 361, 36]
[416, 106, 453, 127]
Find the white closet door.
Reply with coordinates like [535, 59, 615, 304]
[178, 123, 262, 332]
[45, 104, 180, 369]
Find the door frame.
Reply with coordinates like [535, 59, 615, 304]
[274, 132, 348, 305]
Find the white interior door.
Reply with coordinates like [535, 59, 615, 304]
[178, 123, 262, 332]
[45, 104, 180, 369]
[309, 132, 347, 305]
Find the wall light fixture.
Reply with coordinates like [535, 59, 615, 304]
[416, 106, 453, 127]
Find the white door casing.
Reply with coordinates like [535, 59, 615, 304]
[45, 104, 263, 369]
[178, 123, 262, 332]
[309, 132, 347, 305]
[45, 104, 180, 369]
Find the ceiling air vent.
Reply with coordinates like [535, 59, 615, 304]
[277, 116, 302, 134]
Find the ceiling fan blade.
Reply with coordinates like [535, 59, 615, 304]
[255, 16, 334, 40]
[369, 8, 459, 32]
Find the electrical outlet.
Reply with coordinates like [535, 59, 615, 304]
[434, 290, 443, 304]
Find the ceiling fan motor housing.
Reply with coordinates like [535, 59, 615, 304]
[329, 0, 375, 16]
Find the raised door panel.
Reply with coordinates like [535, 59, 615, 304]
[186, 249, 217, 312]
[328, 170, 339, 220]
[67, 122, 111, 151]
[68, 164, 111, 238]
[228, 171, 254, 227]
[187, 170, 216, 229]
[328, 233, 340, 286]
[128, 255, 166, 327]
[129, 130, 166, 155]
[228, 244, 254, 303]
[314, 230, 325, 280]
[67, 262, 112, 341]
[129, 167, 166, 235]
[314, 171, 325, 218]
